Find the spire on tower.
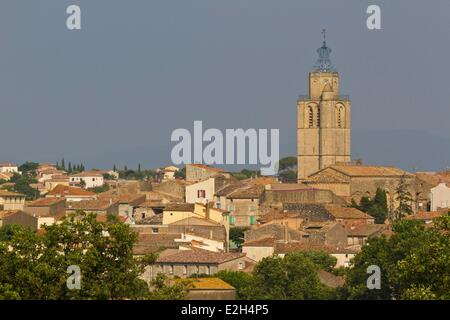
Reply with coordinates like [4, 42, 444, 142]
[313, 29, 336, 72]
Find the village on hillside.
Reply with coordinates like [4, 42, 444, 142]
[0, 159, 448, 299]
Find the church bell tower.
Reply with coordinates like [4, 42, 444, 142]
[297, 31, 351, 180]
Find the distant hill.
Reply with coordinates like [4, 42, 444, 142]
[353, 130, 450, 172]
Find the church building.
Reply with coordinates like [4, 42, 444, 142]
[297, 33, 351, 181]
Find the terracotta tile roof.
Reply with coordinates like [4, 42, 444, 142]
[66, 199, 117, 211]
[267, 183, 314, 191]
[0, 163, 17, 167]
[405, 210, 448, 221]
[0, 190, 25, 197]
[0, 210, 20, 219]
[0, 173, 12, 180]
[215, 183, 244, 197]
[275, 240, 359, 254]
[188, 164, 226, 173]
[164, 203, 195, 212]
[26, 198, 65, 207]
[132, 235, 182, 255]
[156, 248, 245, 264]
[188, 278, 235, 290]
[139, 200, 168, 208]
[329, 165, 411, 177]
[243, 177, 279, 186]
[347, 224, 387, 237]
[302, 221, 341, 234]
[306, 171, 350, 183]
[325, 205, 373, 220]
[47, 185, 96, 197]
[70, 171, 103, 178]
[98, 193, 146, 205]
[243, 236, 276, 247]
[227, 184, 265, 199]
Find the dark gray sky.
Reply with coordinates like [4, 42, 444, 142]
[1, 0, 449, 172]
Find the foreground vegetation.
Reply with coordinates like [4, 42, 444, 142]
[0, 212, 448, 300]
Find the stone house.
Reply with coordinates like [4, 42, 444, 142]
[0, 163, 19, 174]
[69, 171, 104, 189]
[304, 164, 424, 212]
[347, 224, 389, 246]
[143, 247, 254, 281]
[242, 237, 358, 268]
[25, 198, 66, 218]
[3, 210, 56, 231]
[214, 184, 265, 227]
[46, 185, 97, 202]
[430, 183, 450, 211]
[185, 164, 231, 183]
[186, 175, 235, 205]
[65, 199, 119, 216]
[98, 194, 146, 218]
[0, 190, 25, 211]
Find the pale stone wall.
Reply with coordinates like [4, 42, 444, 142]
[186, 178, 215, 204]
[430, 183, 450, 211]
[297, 71, 351, 180]
[242, 246, 274, 262]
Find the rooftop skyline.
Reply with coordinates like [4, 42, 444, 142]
[1, 0, 449, 171]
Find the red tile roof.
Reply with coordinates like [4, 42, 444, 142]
[156, 248, 245, 264]
[47, 185, 96, 197]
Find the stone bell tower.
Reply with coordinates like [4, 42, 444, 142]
[297, 31, 351, 180]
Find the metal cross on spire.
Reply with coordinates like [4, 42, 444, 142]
[313, 28, 336, 72]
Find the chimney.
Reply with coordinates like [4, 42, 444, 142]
[205, 202, 210, 220]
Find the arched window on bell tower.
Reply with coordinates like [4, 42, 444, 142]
[308, 106, 314, 128]
[317, 105, 321, 127]
[337, 105, 344, 128]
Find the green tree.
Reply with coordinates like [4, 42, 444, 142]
[250, 253, 333, 300]
[229, 227, 249, 249]
[215, 270, 255, 300]
[68, 162, 72, 173]
[342, 217, 450, 300]
[277, 156, 297, 183]
[148, 274, 192, 300]
[394, 175, 414, 220]
[0, 211, 149, 300]
[173, 167, 185, 179]
[18, 162, 39, 175]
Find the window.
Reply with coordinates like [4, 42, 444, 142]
[337, 106, 344, 128]
[249, 214, 255, 225]
[197, 190, 206, 198]
[152, 228, 159, 234]
[317, 106, 321, 127]
[238, 262, 244, 270]
[308, 106, 314, 128]
[229, 215, 235, 225]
